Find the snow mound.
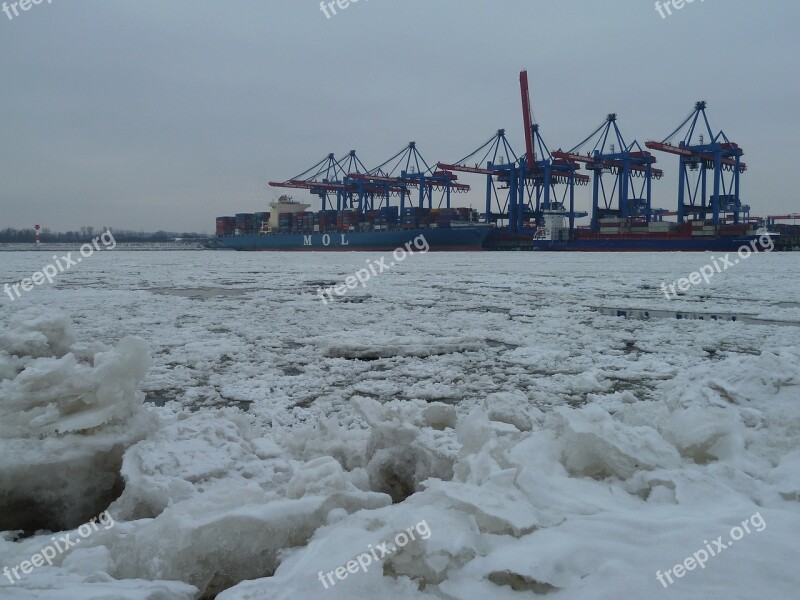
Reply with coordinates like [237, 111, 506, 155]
[662, 348, 800, 410]
[552, 404, 682, 479]
[484, 390, 541, 432]
[0, 309, 156, 532]
[281, 415, 371, 472]
[109, 481, 389, 598]
[0, 307, 76, 360]
[354, 397, 459, 502]
[659, 348, 800, 468]
[218, 353, 800, 599]
[112, 408, 293, 520]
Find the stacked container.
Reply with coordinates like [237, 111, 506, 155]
[294, 213, 305, 233]
[438, 208, 458, 229]
[235, 213, 255, 235]
[295, 212, 315, 233]
[319, 210, 338, 232]
[402, 207, 420, 229]
[378, 206, 399, 230]
[599, 217, 621, 234]
[254, 212, 271, 233]
[719, 223, 750, 237]
[691, 220, 717, 237]
[337, 210, 360, 232]
[278, 212, 293, 233]
[648, 221, 675, 234]
[216, 217, 236, 237]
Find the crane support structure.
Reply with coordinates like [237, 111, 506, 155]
[269, 151, 373, 211]
[270, 145, 469, 214]
[438, 129, 518, 228]
[362, 142, 470, 211]
[646, 101, 747, 225]
[553, 114, 662, 232]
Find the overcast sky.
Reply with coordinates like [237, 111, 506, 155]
[1, 0, 798, 233]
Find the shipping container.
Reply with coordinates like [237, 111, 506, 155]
[216, 216, 237, 237]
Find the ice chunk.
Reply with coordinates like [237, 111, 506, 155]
[660, 406, 746, 464]
[353, 398, 458, 502]
[113, 409, 293, 520]
[0, 310, 155, 531]
[769, 449, 800, 501]
[552, 405, 682, 479]
[0, 307, 75, 360]
[320, 333, 482, 359]
[484, 390, 539, 432]
[110, 483, 389, 598]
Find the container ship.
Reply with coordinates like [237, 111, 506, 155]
[215, 200, 776, 253]
[216, 196, 490, 251]
[486, 211, 777, 252]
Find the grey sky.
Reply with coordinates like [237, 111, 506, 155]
[1, 0, 797, 233]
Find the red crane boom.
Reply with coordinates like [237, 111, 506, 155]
[520, 70, 536, 164]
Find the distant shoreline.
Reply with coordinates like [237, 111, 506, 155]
[0, 242, 210, 252]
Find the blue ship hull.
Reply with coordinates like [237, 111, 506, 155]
[531, 235, 764, 252]
[217, 226, 491, 251]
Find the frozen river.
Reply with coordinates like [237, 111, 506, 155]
[1, 249, 799, 599]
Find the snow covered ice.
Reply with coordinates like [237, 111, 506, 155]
[1, 250, 799, 599]
[0, 308, 155, 534]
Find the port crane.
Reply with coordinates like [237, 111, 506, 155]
[270, 144, 470, 214]
[354, 142, 470, 212]
[514, 71, 590, 233]
[269, 150, 411, 212]
[646, 101, 746, 225]
[438, 129, 519, 227]
[439, 71, 589, 233]
[269, 151, 364, 211]
[553, 114, 663, 232]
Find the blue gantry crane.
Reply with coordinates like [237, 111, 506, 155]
[353, 142, 470, 212]
[646, 101, 747, 225]
[269, 151, 367, 211]
[269, 150, 415, 213]
[552, 114, 663, 232]
[438, 128, 518, 226]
